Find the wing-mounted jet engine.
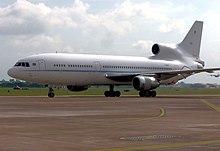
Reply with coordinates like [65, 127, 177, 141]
[132, 76, 160, 97]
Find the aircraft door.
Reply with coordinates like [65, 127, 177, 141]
[38, 60, 46, 70]
[92, 61, 102, 83]
[93, 61, 101, 71]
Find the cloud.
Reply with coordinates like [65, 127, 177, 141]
[132, 40, 153, 50]
[0, 0, 198, 48]
[0, 0, 49, 35]
[0, 0, 89, 35]
[10, 34, 61, 53]
[0, 1, 202, 53]
[18, 35, 59, 46]
[171, 3, 197, 13]
[158, 20, 186, 33]
[132, 40, 154, 56]
[111, 0, 169, 21]
[0, 0, 202, 59]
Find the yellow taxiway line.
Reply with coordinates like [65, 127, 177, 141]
[86, 108, 165, 127]
[106, 108, 165, 126]
[91, 139, 220, 151]
[200, 99, 220, 112]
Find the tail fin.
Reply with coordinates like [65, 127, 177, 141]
[178, 21, 203, 59]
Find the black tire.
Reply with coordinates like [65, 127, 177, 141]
[109, 91, 116, 97]
[145, 91, 151, 97]
[115, 91, 121, 97]
[104, 91, 110, 97]
[48, 92, 55, 98]
[151, 91, 157, 97]
[139, 91, 145, 97]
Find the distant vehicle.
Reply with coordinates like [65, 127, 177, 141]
[210, 73, 220, 77]
[13, 86, 21, 90]
[8, 21, 220, 97]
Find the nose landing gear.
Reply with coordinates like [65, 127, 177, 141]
[48, 87, 55, 98]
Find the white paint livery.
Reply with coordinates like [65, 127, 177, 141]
[7, 21, 220, 97]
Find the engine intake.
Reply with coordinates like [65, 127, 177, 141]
[132, 76, 160, 91]
[152, 43, 160, 55]
[67, 85, 88, 92]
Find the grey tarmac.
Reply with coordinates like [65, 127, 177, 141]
[0, 95, 219, 151]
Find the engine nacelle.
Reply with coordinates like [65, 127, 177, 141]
[151, 43, 182, 59]
[152, 43, 177, 55]
[67, 85, 88, 92]
[132, 76, 160, 91]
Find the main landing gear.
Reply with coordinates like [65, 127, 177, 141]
[104, 85, 121, 97]
[48, 87, 55, 98]
[139, 90, 157, 97]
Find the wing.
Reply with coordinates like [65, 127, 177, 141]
[105, 68, 220, 82]
[105, 73, 141, 82]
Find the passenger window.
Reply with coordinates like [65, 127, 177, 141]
[25, 63, 30, 67]
[22, 62, 25, 67]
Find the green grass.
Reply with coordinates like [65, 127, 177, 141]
[0, 87, 220, 96]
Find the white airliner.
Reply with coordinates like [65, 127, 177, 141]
[7, 21, 220, 97]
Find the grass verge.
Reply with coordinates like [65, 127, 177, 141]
[0, 87, 219, 96]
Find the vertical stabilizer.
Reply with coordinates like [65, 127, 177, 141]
[178, 21, 203, 59]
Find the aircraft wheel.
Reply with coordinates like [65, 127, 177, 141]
[115, 91, 121, 97]
[151, 91, 157, 97]
[139, 91, 145, 97]
[145, 91, 151, 97]
[104, 91, 110, 97]
[48, 92, 55, 98]
[109, 91, 116, 97]
[105, 85, 121, 97]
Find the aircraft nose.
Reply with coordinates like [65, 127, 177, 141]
[7, 68, 16, 78]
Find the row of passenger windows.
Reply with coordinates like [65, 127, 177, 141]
[103, 66, 172, 70]
[14, 62, 30, 67]
[54, 64, 93, 68]
[103, 65, 146, 69]
[53, 64, 172, 70]
[69, 64, 93, 68]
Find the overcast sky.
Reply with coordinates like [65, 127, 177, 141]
[1, 0, 220, 83]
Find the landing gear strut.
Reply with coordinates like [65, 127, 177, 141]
[104, 85, 121, 97]
[139, 90, 156, 97]
[48, 87, 55, 98]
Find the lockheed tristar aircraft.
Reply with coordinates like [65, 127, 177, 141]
[8, 21, 220, 97]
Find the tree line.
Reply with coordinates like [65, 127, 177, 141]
[0, 79, 44, 88]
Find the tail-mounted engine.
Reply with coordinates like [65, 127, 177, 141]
[132, 76, 160, 91]
[151, 43, 182, 60]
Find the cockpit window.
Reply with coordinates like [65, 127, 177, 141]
[14, 62, 21, 67]
[14, 62, 30, 67]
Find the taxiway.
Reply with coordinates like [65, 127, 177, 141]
[0, 95, 219, 151]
